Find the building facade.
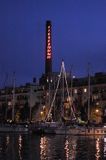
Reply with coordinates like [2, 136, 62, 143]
[0, 83, 44, 122]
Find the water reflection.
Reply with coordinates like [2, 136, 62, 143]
[95, 138, 100, 160]
[6, 135, 10, 145]
[18, 135, 22, 160]
[64, 139, 69, 159]
[64, 136, 77, 160]
[104, 138, 106, 158]
[0, 133, 105, 160]
[40, 136, 48, 160]
[40, 135, 66, 159]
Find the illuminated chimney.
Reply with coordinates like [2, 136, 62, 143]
[45, 20, 52, 75]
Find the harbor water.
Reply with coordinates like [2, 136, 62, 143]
[0, 133, 106, 160]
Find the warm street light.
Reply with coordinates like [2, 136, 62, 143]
[40, 111, 43, 116]
[95, 109, 99, 113]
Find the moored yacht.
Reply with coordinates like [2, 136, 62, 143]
[33, 60, 106, 136]
[0, 122, 29, 133]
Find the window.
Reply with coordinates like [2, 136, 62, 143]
[74, 89, 77, 94]
[84, 88, 87, 93]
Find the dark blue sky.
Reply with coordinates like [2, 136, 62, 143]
[0, 0, 106, 86]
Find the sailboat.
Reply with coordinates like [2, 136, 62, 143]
[55, 62, 106, 135]
[33, 60, 77, 134]
[33, 60, 106, 135]
[54, 61, 106, 135]
[44, 60, 79, 134]
[0, 72, 29, 133]
[46, 60, 76, 122]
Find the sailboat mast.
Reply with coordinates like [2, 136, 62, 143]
[70, 67, 73, 100]
[62, 63, 65, 116]
[12, 72, 15, 122]
[88, 63, 90, 122]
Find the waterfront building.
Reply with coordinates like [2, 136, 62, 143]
[0, 81, 44, 122]
[0, 72, 105, 123]
[70, 72, 106, 123]
[40, 70, 106, 123]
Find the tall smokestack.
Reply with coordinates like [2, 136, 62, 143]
[45, 20, 52, 75]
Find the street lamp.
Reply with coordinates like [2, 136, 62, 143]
[95, 109, 99, 113]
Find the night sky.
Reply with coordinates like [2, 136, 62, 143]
[0, 0, 106, 87]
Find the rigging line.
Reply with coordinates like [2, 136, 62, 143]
[63, 61, 76, 119]
[45, 62, 63, 121]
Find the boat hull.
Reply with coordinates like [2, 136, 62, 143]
[55, 126, 106, 135]
[0, 124, 29, 133]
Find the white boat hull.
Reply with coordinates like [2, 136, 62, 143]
[0, 124, 29, 133]
[55, 126, 106, 135]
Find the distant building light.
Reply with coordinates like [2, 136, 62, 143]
[8, 101, 11, 106]
[93, 95, 99, 100]
[46, 92, 49, 96]
[40, 111, 43, 115]
[84, 88, 87, 93]
[96, 102, 99, 106]
[47, 79, 52, 83]
[43, 105, 46, 110]
[74, 89, 77, 94]
[95, 109, 99, 113]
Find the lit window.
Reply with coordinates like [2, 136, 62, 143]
[95, 109, 99, 113]
[93, 95, 98, 100]
[8, 101, 11, 106]
[96, 102, 99, 106]
[84, 88, 87, 93]
[74, 89, 77, 94]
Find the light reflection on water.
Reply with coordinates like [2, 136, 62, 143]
[104, 138, 106, 158]
[40, 136, 49, 160]
[18, 135, 22, 160]
[95, 138, 100, 160]
[64, 136, 77, 160]
[0, 133, 105, 159]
